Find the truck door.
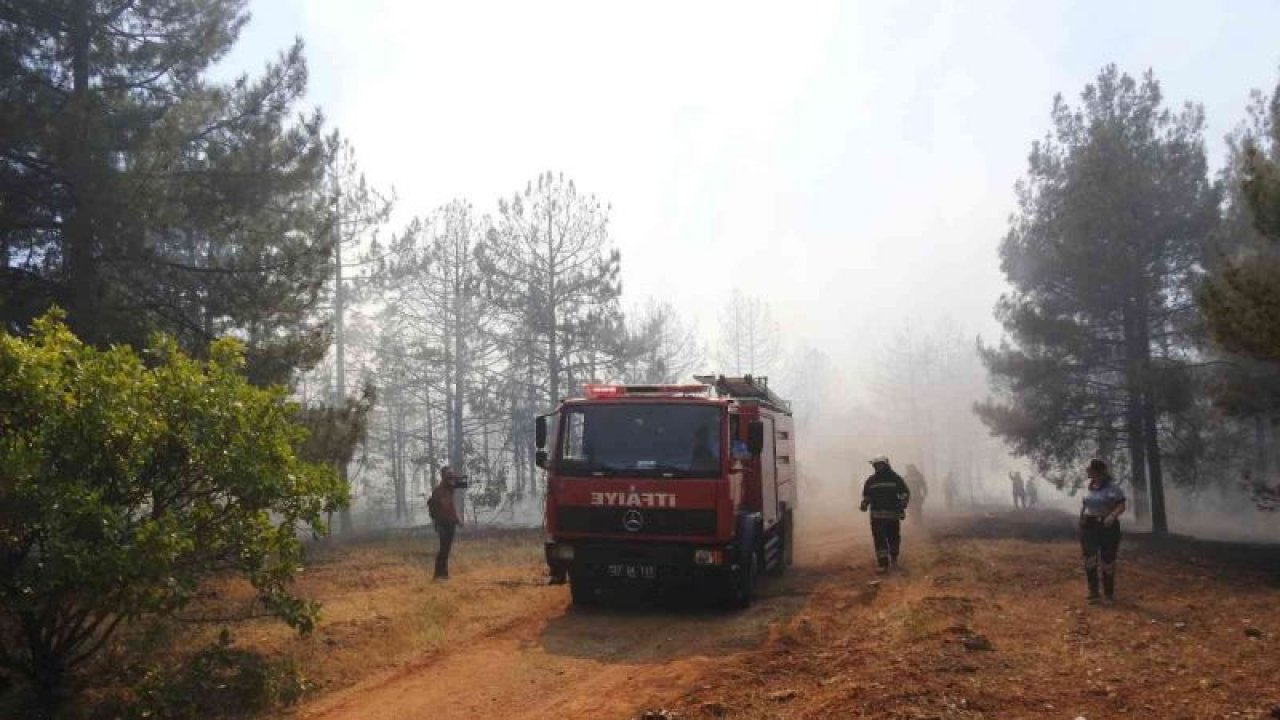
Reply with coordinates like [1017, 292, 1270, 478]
[761, 416, 779, 529]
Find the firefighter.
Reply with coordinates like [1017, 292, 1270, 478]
[903, 464, 928, 526]
[1010, 471, 1027, 509]
[1079, 458, 1126, 603]
[943, 470, 959, 510]
[860, 456, 910, 572]
[427, 466, 464, 580]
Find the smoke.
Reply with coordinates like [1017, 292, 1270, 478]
[792, 403, 871, 566]
[1162, 484, 1280, 543]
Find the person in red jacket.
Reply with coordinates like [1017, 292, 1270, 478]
[427, 466, 464, 580]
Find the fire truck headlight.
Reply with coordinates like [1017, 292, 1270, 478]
[552, 544, 575, 561]
[694, 549, 724, 566]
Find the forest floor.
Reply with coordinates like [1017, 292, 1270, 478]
[169, 510, 1280, 719]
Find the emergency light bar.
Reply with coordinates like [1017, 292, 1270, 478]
[582, 384, 711, 399]
[583, 384, 626, 399]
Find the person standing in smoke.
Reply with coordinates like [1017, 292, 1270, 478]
[1026, 476, 1039, 507]
[943, 470, 959, 510]
[1009, 471, 1027, 509]
[427, 466, 464, 580]
[1079, 459, 1127, 603]
[860, 456, 910, 573]
[903, 464, 928, 526]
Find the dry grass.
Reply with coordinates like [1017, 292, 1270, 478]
[268, 529, 544, 693]
[666, 512, 1280, 719]
[83, 528, 548, 715]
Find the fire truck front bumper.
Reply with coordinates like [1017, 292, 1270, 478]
[545, 539, 735, 584]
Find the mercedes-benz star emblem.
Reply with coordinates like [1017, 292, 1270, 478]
[622, 509, 645, 533]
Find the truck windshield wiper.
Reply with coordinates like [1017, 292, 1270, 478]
[631, 463, 718, 475]
[561, 461, 716, 475]
[561, 462, 620, 475]
[640, 463, 690, 472]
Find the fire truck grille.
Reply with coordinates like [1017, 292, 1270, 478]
[558, 507, 717, 536]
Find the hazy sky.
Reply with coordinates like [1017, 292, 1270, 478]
[222, 0, 1280, 375]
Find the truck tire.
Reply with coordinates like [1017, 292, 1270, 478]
[569, 574, 597, 606]
[722, 549, 759, 609]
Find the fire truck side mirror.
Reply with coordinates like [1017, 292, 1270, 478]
[535, 415, 548, 449]
[535, 450, 549, 469]
[747, 420, 765, 457]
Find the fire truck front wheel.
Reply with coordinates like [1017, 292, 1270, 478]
[722, 549, 760, 609]
[569, 574, 598, 606]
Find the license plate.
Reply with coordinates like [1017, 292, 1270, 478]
[606, 564, 656, 580]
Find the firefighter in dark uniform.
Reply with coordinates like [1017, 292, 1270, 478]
[860, 456, 911, 572]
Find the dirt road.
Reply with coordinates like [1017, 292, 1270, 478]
[298, 552, 819, 720]
[293, 512, 1280, 719]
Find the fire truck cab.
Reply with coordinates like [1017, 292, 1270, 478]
[535, 376, 796, 607]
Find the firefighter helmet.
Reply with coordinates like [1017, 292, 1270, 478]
[870, 455, 890, 467]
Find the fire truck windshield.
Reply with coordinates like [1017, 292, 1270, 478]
[557, 404, 722, 477]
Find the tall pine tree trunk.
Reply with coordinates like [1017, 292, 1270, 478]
[450, 281, 467, 522]
[1135, 281, 1168, 535]
[1123, 301, 1150, 523]
[64, 0, 101, 343]
[545, 202, 561, 408]
[424, 383, 437, 503]
[390, 400, 404, 522]
[399, 403, 411, 522]
[450, 322, 465, 470]
[1142, 398, 1168, 534]
[334, 222, 353, 533]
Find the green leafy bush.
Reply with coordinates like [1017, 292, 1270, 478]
[0, 311, 346, 715]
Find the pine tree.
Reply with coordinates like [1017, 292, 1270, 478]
[618, 299, 704, 383]
[0, 0, 333, 384]
[382, 200, 496, 511]
[320, 138, 391, 531]
[1200, 74, 1280, 363]
[479, 171, 622, 407]
[716, 289, 780, 377]
[1197, 73, 1280, 508]
[977, 66, 1218, 533]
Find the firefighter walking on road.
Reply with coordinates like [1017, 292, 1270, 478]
[860, 456, 911, 573]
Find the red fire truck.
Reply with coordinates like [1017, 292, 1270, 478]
[534, 375, 797, 607]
